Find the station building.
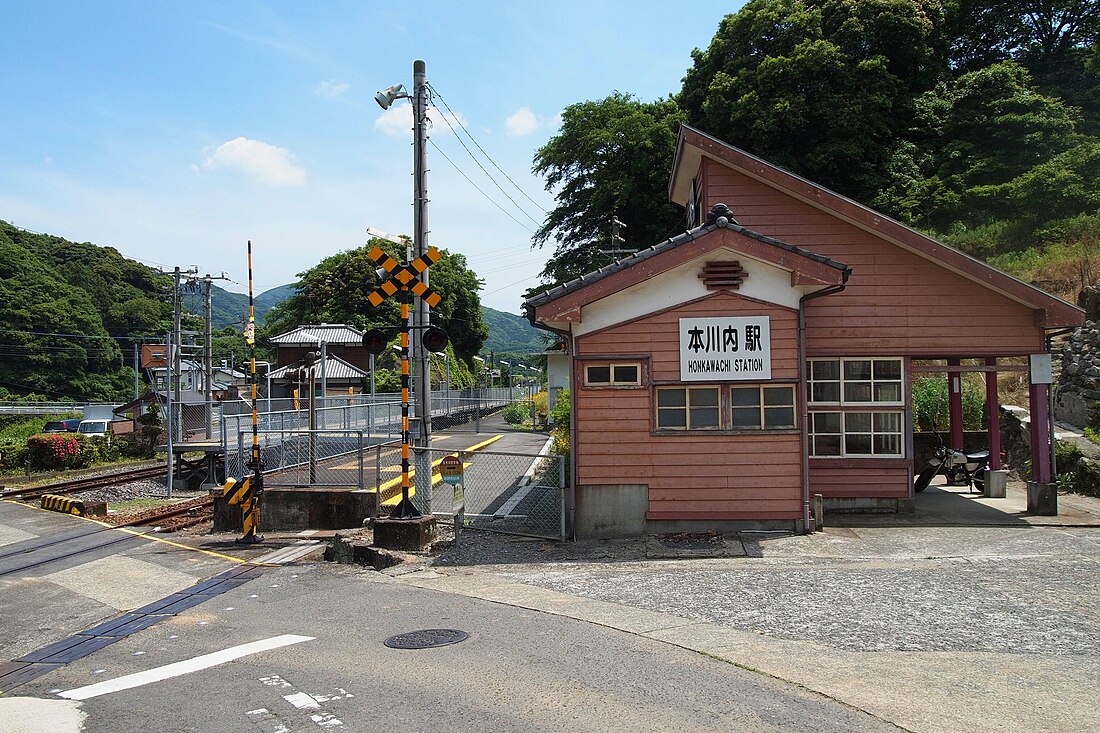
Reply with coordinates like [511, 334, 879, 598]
[525, 126, 1084, 538]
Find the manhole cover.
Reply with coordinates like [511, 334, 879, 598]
[384, 629, 469, 649]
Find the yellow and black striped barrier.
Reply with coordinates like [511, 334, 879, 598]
[222, 474, 263, 544]
[41, 494, 85, 516]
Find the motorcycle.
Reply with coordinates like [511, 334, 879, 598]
[914, 435, 994, 494]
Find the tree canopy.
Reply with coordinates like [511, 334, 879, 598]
[529, 0, 1100, 293]
[261, 237, 489, 364]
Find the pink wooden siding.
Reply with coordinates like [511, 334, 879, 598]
[809, 460, 910, 499]
[574, 292, 803, 519]
[702, 160, 1045, 356]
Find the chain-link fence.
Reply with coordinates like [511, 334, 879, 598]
[227, 430, 401, 489]
[410, 446, 565, 540]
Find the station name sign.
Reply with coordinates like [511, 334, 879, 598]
[679, 316, 771, 381]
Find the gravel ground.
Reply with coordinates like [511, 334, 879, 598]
[426, 524, 1100, 657]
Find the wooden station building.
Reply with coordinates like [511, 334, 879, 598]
[525, 125, 1084, 538]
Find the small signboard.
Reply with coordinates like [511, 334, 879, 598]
[440, 455, 463, 485]
[679, 316, 771, 382]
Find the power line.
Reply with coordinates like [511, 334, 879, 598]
[0, 328, 162, 341]
[429, 140, 538, 234]
[428, 83, 549, 217]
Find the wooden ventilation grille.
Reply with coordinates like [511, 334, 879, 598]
[699, 260, 746, 290]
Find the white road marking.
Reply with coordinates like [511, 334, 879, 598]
[59, 634, 315, 701]
[495, 436, 555, 517]
[284, 692, 320, 709]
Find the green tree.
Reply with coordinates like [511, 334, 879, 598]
[530, 92, 687, 290]
[680, 0, 948, 206]
[261, 237, 489, 363]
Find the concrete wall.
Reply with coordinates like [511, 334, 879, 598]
[575, 484, 648, 538]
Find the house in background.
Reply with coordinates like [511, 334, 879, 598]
[267, 324, 369, 398]
[526, 125, 1083, 539]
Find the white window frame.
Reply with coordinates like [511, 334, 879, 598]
[656, 386, 721, 430]
[730, 384, 797, 430]
[584, 362, 642, 387]
[807, 358, 904, 406]
[808, 410, 904, 458]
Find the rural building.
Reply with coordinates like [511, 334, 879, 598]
[525, 125, 1084, 538]
[268, 324, 369, 398]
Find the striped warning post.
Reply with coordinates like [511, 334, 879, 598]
[40, 494, 85, 516]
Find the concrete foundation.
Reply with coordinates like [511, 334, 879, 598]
[575, 484, 649, 539]
[824, 497, 916, 514]
[214, 487, 378, 532]
[985, 470, 1008, 498]
[1026, 481, 1058, 515]
[373, 515, 437, 551]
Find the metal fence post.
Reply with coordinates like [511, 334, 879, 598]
[559, 455, 566, 541]
[358, 431, 364, 490]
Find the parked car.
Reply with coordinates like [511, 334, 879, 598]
[43, 418, 81, 433]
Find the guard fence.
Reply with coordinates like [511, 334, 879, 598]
[224, 429, 566, 540]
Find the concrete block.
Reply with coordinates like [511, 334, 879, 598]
[213, 488, 378, 532]
[82, 500, 107, 517]
[373, 515, 437, 551]
[1026, 481, 1058, 515]
[576, 484, 648, 539]
[985, 470, 1008, 498]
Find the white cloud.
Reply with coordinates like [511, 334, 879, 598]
[316, 79, 351, 97]
[373, 102, 465, 138]
[200, 137, 307, 187]
[505, 107, 538, 136]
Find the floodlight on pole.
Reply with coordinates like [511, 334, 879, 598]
[374, 84, 409, 110]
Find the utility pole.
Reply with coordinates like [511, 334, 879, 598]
[412, 59, 432, 448]
[201, 272, 231, 439]
[606, 215, 627, 261]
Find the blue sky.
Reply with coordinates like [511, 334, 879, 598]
[1, 1, 745, 315]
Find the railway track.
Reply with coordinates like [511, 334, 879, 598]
[0, 465, 165, 501]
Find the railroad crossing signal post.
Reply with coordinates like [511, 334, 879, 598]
[363, 245, 446, 525]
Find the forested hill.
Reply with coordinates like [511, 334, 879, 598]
[481, 307, 544, 354]
[0, 220, 171, 400]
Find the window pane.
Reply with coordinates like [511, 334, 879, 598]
[732, 387, 760, 407]
[764, 406, 795, 428]
[764, 386, 793, 406]
[657, 389, 685, 407]
[873, 359, 902, 380]
[812, 360, 839, 380]
[732, 407, 760, 428]
[844, 360, 872, 380]
[657, 409, 686, 428]
[689, 388, 719, 407]
[874, 434, 901, 455]
[846, 412, 871, 432]
[613, 365, 638, 383]
[873, 412, 901, 432]
[874, 383, 902, 403]
[845, 433, 873, 455]
[587, 365, 610, 384]
[844, 382, 872, 402]
[814, 435, 842, 456]
[811, 383, 840, 403]
[690, 407, 720, 428]
[813, 412, 842, 433]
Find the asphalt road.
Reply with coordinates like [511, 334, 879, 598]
[5, 563, 902, 733]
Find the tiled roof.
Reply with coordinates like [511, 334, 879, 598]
[269, 324, 365, 346]
[524, 203, 849, 311]
[268, 354, 368, 380]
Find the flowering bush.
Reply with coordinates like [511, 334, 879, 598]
[27, 433, 86, 470]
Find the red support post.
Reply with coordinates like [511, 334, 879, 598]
[948, 358, 964, 451]
[1029, 381, 1052, 484]
[985, 357, 1001, 470]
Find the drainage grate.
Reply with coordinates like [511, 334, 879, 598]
[383, 629, 469, 649]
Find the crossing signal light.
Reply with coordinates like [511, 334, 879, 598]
[362, 329, 388, 354]
[423, 327, 449, 353]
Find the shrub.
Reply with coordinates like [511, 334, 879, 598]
[912, 375, 986, 432]
[0, 441, 29, 472]
[502, 401, 529, 426]
[26, 433, 85, 470]
[548, 389, 571, 462]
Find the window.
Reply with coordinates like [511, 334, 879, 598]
[585, 362, 641, 386]
[809, 411, 903, 457]
[807, 358, 903, 405]
[731, 385, 796, 429]
[657, 387, 720, 430]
